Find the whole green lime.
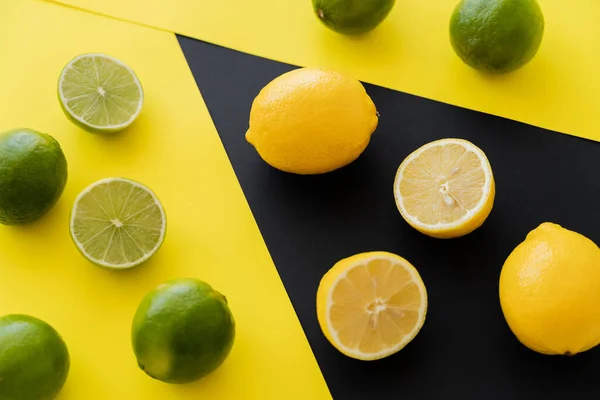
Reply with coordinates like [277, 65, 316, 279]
[132, 278, 236, 384]
[449, 0, 545, 73]
[312, 0, 396, 35]
[0, 129, 68, 225]
[0, 314, 70, 400]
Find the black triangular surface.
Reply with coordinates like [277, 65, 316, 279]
[178, 35, 600, 399]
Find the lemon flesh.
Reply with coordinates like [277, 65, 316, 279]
[450, 0, 545, 73]
[246, 67, 378, 175]
[394, 138, 495, 239]
[500, 222, 600, 355]
[70, 177, 166, 269]
[316, 251, 427, 361]
[58, 53, 143, 134]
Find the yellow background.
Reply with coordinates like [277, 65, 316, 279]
[0, 1, 331, 398]
[46, 0, 600, 142]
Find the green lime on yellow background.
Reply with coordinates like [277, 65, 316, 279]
[450, 0, 545, 73]
[0, 128, 68, 226]
[312, 0, 396, 35]
[0, 314, 70, 400]
[132, 278, 236, 384]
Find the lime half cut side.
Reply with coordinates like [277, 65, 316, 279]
[70, 178, 166, 269]
[58, 53, 144, 134]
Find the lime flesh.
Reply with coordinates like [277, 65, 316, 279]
[58, 53, 143, 134]
[132, 278, 236, 384]
[70, 177, 166, 269]
[0, 314, 70, 400]
[450, 0, 545, 73]
[0, 128, 68, 225]
[312, 0, 396, 35]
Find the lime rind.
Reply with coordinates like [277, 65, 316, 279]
[449, 0, 545, 74]
[70, 177, 166, 269]
[58, 53, 144, 134]
[312, 0, 396, 35]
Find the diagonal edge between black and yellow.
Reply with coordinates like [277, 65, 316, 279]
[177, 35, 600, 400]
[43, 0, 600, 144]
[7, 1, 600, 398]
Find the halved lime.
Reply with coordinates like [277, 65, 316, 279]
[70, 178, 166, 269]
[58, 53, 144, 134]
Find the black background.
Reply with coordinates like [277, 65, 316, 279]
[179, 35, 600, 399]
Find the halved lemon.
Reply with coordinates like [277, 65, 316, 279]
[316, 251, 427, 361]
[393, 138, 495, 239]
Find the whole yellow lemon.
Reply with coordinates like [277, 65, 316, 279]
[499, 222, 600, 355]
[245, 67, 378, 175]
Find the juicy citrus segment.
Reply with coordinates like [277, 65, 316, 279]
[317, 252, 427, 360]
[394, 138, 495, 239]
[58, 53, 143, 133]
[70, 178, 166, 269]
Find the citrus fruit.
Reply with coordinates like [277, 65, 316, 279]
[0, 314, 70, 400]
[245, 67, 378, 175]
[449, 0, 545, 73]
[58, 53, 144, 134]
[499, 222, 600, 355]
[312, 0, 396, 35]
[70, 177, 166, 269]
[393, 138, 495, 239]
[132, 278, 236, 384]
[316, 251, 427, 360]
[0, 128, 68, 225]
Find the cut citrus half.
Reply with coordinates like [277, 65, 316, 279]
[316, 251, 427, 361]
[58, 53, 143, 134]
[70, 178, 166, 269]
[394, 138, 495, 239]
